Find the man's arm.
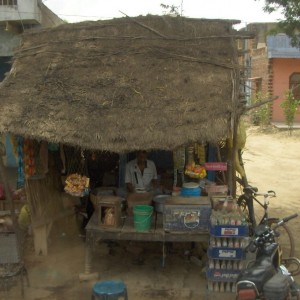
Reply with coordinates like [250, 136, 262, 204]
[125, 162, 135, 193]
[126, 182, 135, 193]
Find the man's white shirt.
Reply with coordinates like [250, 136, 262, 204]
[125, 159, 157, 191]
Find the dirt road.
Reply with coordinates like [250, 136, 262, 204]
[243, 127, 300, 258]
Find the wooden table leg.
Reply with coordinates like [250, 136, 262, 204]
[79, 235, 98, 281]
[162, 241, 166, 268]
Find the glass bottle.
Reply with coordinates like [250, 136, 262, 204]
[221, 260, 226, 269]
[208, 281, 214, 292]
[220, 282, 225, 292]
[225, 282, 231, 292]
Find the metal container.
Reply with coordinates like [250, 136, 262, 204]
[153, 195, 170, 213]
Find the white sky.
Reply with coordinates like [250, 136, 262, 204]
[43, 0, 283, 28]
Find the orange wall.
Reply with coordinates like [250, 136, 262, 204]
[272, 58, 300, 122]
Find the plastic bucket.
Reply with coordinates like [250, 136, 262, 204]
[133, 205, 153, 232]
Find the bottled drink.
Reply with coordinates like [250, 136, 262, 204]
[231, 283, 236, 293]
[233, 261, 238, 270]
[215, 260, 220, 269]
[227, 261, 232, 270]
[216, 238, 222, 247]
[223, 216, 229, 225]
[238, 261, 244, 270]
[222, 238, 228, 247]
[234, 239, 240, 248]
[221, 260, 226, 269]
[220, 282, 225, 292]
[230, 216, 236, 225]
[209, 259, 214, 269]
[225, 282, 231, 292]
[208, 281, 213, 291]
[236, 217, 242, 226]
[228, 238, 233, 248]
[210, 237, 216, 247]
[214, 282, 220, 292]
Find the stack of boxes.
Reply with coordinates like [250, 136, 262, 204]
[206, 203, 249, 293]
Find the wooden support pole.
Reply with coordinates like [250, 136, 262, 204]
[0, 152, 22, 257]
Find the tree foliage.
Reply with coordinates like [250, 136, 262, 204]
[260, 0, 300, 47]
[280, 89, 300, 135]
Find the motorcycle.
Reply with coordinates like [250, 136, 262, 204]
[236, 213, 300, 300]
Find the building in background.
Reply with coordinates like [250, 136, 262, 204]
[0, 0, 64, 167]
[242, 23, 300, 124]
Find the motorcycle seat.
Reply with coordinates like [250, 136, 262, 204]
[237, 257, 276, 292]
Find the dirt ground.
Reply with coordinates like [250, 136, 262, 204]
[2, 126, 300, 300]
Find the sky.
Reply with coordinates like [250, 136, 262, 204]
[43, 0, 283, 28]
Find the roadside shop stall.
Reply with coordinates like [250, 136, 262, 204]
[0, 15, 253, 290]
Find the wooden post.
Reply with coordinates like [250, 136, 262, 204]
[0, 152, 22, 257]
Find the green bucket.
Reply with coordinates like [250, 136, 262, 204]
[133, 205, 153, 232]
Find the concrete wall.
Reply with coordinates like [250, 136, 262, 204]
[272, 58, 300, 122]
[0, 0, 41, 24]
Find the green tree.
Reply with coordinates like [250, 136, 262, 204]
[280, 89, 300, 135]
[259, 0, 300, 47]
[251, 92, 271, 127]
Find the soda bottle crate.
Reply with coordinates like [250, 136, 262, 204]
[208, 259, 245, 270]
[209, 224, 249, 237]
[207, 280, 236, 293]
[206, 268, 241, 282]
[209, 236, 249, 248]
[208, 246, 246, 260]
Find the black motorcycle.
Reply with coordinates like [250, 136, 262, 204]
[236, 214, 300, 300]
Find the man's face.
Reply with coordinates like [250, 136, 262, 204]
[137, 151, 147, 164]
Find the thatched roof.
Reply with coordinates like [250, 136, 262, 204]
[0, 16, 244, 153]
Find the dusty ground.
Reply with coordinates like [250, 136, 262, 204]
[2, 126, 300, 300]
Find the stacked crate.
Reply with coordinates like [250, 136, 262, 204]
[206, 211, 249, 293]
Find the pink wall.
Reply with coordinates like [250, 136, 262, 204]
[272, 58, 300, 122]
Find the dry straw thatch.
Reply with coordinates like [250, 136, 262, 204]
[0, 16, 246, 153]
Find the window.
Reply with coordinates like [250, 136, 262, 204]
[0, 0, 17, 5]
[290, 73, 300, 99]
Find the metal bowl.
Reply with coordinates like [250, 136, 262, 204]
[153, 195, 170, 213]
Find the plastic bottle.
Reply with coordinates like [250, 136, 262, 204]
[238, 261, 244, 270]
[216, 238, 222, 248]
[228, 238, 233, 248]
[215, 260, 220, 269]
[208, 281, 214, 292]
[222, 237, 228, 248]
